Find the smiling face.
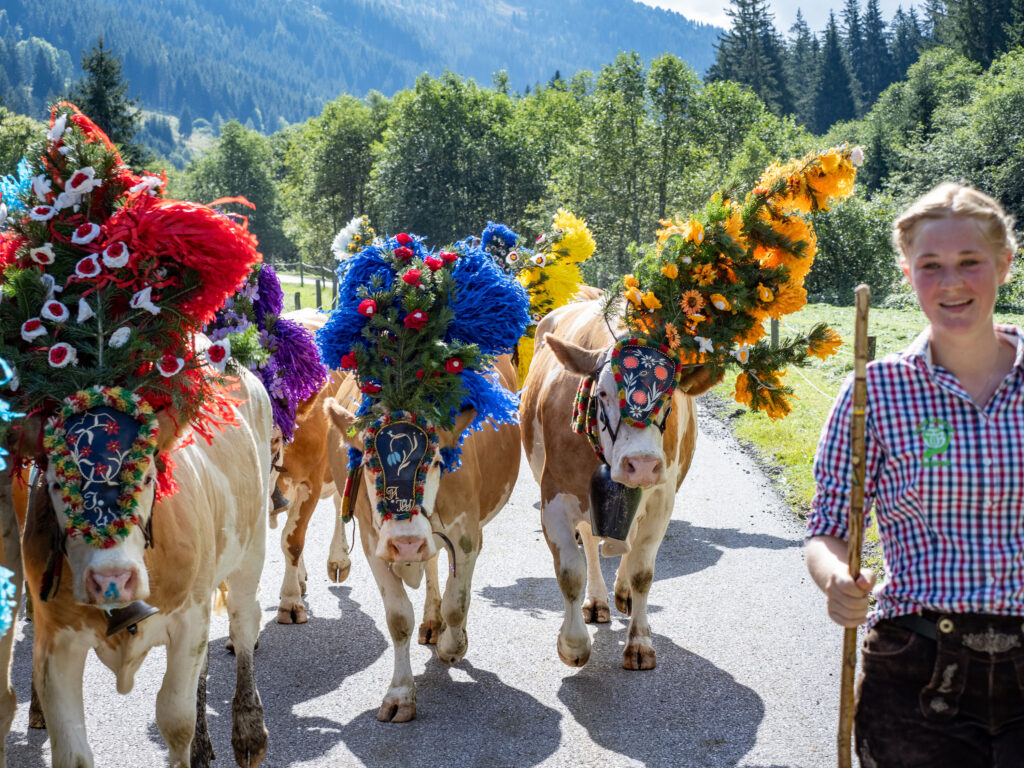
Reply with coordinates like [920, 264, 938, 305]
[901, 215, 1013, 342]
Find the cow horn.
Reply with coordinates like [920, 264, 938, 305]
[105, 600, 159, 637]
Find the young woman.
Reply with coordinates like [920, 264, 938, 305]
[806, 183, 1024, 766]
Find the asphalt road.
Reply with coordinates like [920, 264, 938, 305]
[5, 401, 847, 767]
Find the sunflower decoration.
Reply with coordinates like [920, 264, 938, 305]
[317, 231, 529, 472]
[0, 102, 261, 478]
[469, 209, 596, 384]
[622, 145, 860, 419]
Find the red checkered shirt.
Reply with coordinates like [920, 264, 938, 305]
[808, 325, 1024, 627]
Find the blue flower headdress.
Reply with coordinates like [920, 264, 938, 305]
[317, 231, 529, 472]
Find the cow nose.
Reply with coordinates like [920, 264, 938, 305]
[385, 536, 430, 563]
[87, 568, 137, 605]
[619, 455, 663, 487]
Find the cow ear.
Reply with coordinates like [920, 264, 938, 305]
[325, 399, 364, 452]
[439, 409, 476, 449]
[11, 415, 44, 459]
[678, 366, 724, 397]
[546, 335, 604, 378]
[154, 408, 192, 454]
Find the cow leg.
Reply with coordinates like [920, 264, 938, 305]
[35, 631, 92, 768]
[191, 645, 215, 767]
[362, 528, 417, 722]
[541, 492, 591, 667]
[620, 491, 672, 671]
[436, 538, 478, 665]
[577, 520, 610, 624]
[326, 493, 351, 584]
[277, 480, 318, 624]
[0, 470, 22, 766]
[418, 554, 442, 645]
[225, 541, 268, 767]
[157, 610, 209, 768]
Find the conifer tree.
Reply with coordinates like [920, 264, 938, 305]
[785, 11, 819, 128]
[812, 13, 858, 133]
[842, 0, 868, 112]
[944, 0, 1015, 65]
[66, 37, 148, 165]
[708, 0, 793, 115]
[890, 7, 926, 78]
[859, 0, 895, 105]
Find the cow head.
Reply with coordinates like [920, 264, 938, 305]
[38, 387, 184, 608]
[326, 401, 475, 564]
[548, 334, 719, 488]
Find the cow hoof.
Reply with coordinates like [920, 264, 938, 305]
[418, 619, 441, 645]
[557, 637, 591, 668]
[622, 642, 656, 670]
[582, 598, 610, 624]
[28, 684, 45, 729]
[190, 733, 215, 767]
[377, 697, 416, 723]
[436, 630, 468, 664]
[276, 605, 308, 624]
[328, 561, 350, 583]
[223, 638, 259, 654]
[231, 725, 268, 768]
[614, 589, 632, 616]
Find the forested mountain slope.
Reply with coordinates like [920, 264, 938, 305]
[0, 0, 717, 128]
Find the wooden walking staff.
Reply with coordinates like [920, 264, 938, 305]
[838, 283, 871, 767]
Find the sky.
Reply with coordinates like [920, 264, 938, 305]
[638, 0, 921, 34]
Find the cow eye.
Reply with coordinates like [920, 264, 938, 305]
[144, 476, 154, 485]
[598, 389, 608, 399]
[50, 481, 60, 492]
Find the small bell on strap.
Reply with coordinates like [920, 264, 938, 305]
[104, 600, 159, 637]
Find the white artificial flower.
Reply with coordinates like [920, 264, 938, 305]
[531, 253, 546, 267]
[130, 286, 161, 315]
[41, 300, 70, 323]
[31, 174, 51, 200]
[156, 355, 184, 377]
[128, 175, 164, 196]
[108, 326, 131, 348]
[20, 318, 46, 342]
[29, 243, 55, 265]
[205, 339, 231, 373]
[53, 190, 81, 211]
[77, 297, 95, 323]
[66, 167, 102, 195]
[731, 346, 751, 365]
[28, 205, 56, 222]
[48, 342, 77, 368]
[74, 255, 102, 278]
[694, 336, 714, 355]
[851, 146, 865, 167]
[39, 273, 62, 299]
[0, 203, 7, 228]
[331, 216, 364, 261]
[70, 222, 101, 245]
[47, 114, 67, 142]
[103, 242, 130, 268]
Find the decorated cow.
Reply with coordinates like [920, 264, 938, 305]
[521, 147, 861, 669]
[318, 231, 528, 721]
[271, 309, 351, 624]
[0, 103, 272, 767]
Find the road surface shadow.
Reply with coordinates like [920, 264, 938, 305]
[559, 624, 765, 768]
[480, 517, 798, 618]
[176, 584, 388, 766]
[6, 624, 49, 767]
[339, 657, 561, 767]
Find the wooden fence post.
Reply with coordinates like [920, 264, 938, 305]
[299, 261, 304, 287]
[294, 291, 301, 310]
[770, 319, 779, 348]
[867, 335, 876, 362]
[332, 273, 338, 309]
[315, 279, 322, 310]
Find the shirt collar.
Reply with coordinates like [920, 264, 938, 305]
[903, 324, 1024, 376]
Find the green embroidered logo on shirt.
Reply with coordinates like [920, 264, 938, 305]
[917, 419, 953, 467]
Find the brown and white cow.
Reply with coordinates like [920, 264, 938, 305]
[520, 297, 719, 670]
[324, 356, 520, 722]
[272, 308, 351, 624]
[18, 364, 272, 768]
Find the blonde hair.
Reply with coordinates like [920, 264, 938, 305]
[892, 183, 1018, 264]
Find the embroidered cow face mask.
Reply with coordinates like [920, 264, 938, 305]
[364, 412, 439, 521]
[43, 387, 158, 548]
[609, 338, 683, 428]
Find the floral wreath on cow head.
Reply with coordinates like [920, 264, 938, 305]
[0, 103, 263, 547]
[317, 230, 529, 522]
[615, 145, 863, 420]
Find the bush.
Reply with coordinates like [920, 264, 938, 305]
[806, 194, 903, 305]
